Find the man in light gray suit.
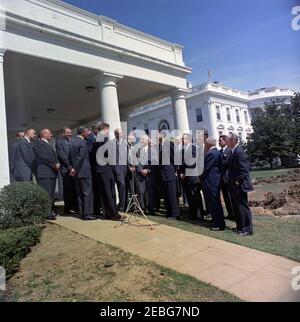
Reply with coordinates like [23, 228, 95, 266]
[11, 129, 36, 182]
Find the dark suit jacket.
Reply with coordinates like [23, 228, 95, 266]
[33, 140, 58, 179]
[56, 138, 73, 175]
[220, 146, 231, 183]
[179, 144, 200, 185]
[201, 147, 222, 191]
[159, 140, 177, 182]
[91, 133, 113, 175]
[11, 138, 35, 180]
[71, 136, 92, 179]
[9, 141, 18, 176]
[227, 145, 253, 192]
[86, 132, 97, 153]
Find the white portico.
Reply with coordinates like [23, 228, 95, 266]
[0, 0, 191, 188]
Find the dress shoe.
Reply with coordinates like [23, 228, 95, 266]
[211, 226, 225, 231]
[238, 231, 251, 237]
[64, 210, 76, 215]
[82, 215, 97, 221]
[108, 214, 124, 221]
[47, 214, 56, 220]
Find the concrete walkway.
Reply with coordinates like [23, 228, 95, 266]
[52, 216, 300, 302]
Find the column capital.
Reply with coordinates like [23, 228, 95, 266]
[171, 88, 190, 102]
[98, 72, 123, 88]
[0, 49, 6, 63]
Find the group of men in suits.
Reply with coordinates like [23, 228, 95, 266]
[201, 133, 253, 236]
[9, 124, 253, 235]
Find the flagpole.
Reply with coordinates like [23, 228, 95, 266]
[207, 69, 211, 83]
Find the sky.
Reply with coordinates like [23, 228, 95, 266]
[63, 0, 300, 91]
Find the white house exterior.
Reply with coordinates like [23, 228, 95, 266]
[0, 0, 192, 188]
[129, 82, 295, 142]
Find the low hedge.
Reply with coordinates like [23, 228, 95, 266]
[0, 182, 50, 229]
[0, 225, 43, 279]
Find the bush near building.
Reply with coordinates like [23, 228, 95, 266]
[0, 225, 42, 279]
[0, 182, 50, 229]
[0, 182, 48, 280]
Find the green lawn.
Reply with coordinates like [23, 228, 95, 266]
[250, 167, 296, 179]
[148, 213, 300, 262]
[5, 224, 240, 302]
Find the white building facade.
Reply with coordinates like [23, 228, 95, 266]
[0, 0, 192, 188]
[129, 82, 295, 142]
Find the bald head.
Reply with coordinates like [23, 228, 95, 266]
[24, 128, 36, 141]
[114, 128, 123, 140]
[40, 128, 52, 141]
[140, 135, 149, 146]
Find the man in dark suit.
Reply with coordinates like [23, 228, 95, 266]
[179, 133, 205, 221]
[201, 137, 225, 231]
[111, 128, 129, 212]
[86, 125, 101, 216]
[226, 133, 253, 236]
[10, 129, 35, 182]
[71, 126, 95, 220]
[33, 129, 60, 220]
[159, 130, 180, 220]
[219, 135, 234, 220]
[86, 125, 99, 153]
[92, 123, 121, 221]
[55, 127, 77, 215]
[9, 131, 25, 182]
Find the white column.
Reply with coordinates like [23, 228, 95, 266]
[171, 90, 190, 134]
[0, 50, 10, 188]
[208, 101, 218, 139]
[98, 72, 123, 131]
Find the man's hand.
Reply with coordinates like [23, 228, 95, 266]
[129, 167, 135, 173]
[53, 163, 60, 171]
[141, 169, 149, 177]
[180, 174, 186, 181]
[69, 168, 76, 176]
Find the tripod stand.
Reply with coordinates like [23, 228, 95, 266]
[117, 171, 153, 229]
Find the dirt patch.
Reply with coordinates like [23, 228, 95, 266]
[4, 224, 238, 302]
[250, 183, 300, 216]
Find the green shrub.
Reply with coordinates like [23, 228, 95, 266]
[0, 225, 42, 279]
[0, 182, 51, 229]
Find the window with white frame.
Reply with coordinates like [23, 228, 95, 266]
[226, 107, 231, 121]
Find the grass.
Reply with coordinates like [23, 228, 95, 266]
[147, 212, 300, 262]
[250, 167, 296, 179]
[5, 224, 240, 302]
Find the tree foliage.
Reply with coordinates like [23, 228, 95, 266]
[246, 93, 300, 168]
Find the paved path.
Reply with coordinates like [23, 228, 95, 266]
[53, 216, 300, 302]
